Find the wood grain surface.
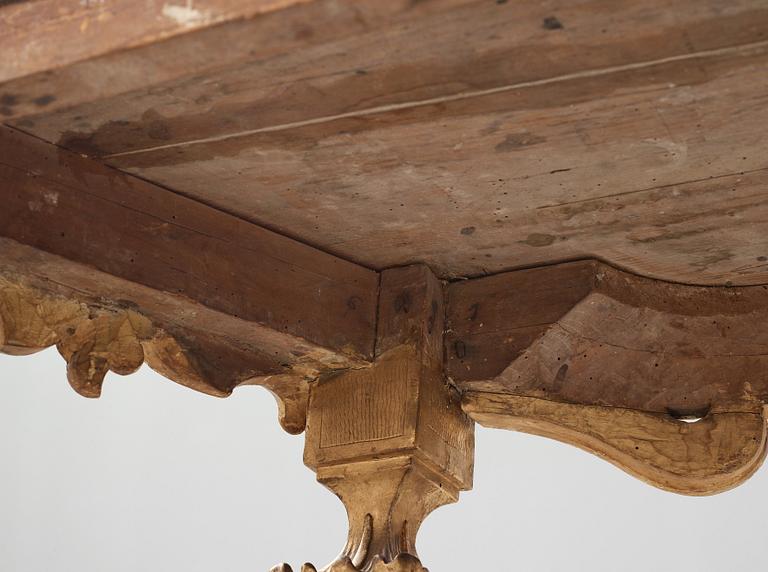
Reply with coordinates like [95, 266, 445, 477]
[3, 0, 767, 285]
[0, 0, 309, 83]
[450, 260, 768, 417]
[0, 125, 378, 357]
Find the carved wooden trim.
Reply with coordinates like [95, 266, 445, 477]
[0, 272, 246, 396]
[0, 271, 315, 434]
[0, 229, 385, 436]
[463, 392, 768, 495]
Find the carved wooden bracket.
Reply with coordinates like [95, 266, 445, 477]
[2, 277, 153, 393]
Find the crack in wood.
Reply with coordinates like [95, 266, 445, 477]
[103, 39, 768, 158]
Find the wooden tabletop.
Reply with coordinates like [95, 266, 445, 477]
[2, 0, 767, 286]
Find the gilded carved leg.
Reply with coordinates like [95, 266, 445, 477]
[312, 457, 456, 571]
[274, 267, 475, 571]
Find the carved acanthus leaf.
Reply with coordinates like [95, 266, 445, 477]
[0, 277, 208, 397]
[57, 311, 152, 397]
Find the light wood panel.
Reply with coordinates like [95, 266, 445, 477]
[7, 0, 765, 153]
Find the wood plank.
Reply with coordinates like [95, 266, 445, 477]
[0, 125, 378, 358]
[0, 0, 474, 120]
[463, 392, 768, 495]
[7, 0, 766, 152]
[98, 40, 768, 286]
[0, 0, 308, 84]
[448, 261, 768, 417]
[5, 1, 768, 285]
[447, 260, 597, 381]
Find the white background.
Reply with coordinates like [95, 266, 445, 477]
[1, 349, 765, 571]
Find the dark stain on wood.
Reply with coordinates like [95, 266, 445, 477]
[427, 300, 438, 334]
[59, 110, 174, 156]
[494, 133, 546, 152]
[542, 16, 564, 30]
[0, 93, 18, 106]
[0, 93, 17, 116]
[32, 94, 56, 107]
[523, 233, 556, 247]
[395, 291, 412, 314]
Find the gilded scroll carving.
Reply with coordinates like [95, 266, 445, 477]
[0, 278, 197, 396]
[0, 277, 309, 432]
